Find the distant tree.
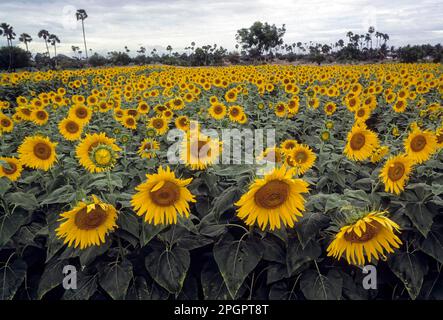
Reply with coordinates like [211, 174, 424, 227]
[48, 34, 60, 67]
[38, 29, 51, 58]
[0, 46, 30, 70]
[1, 23, 16, 71]
[89, 52, 108, 67]
[235, 21, 286, 60]
[166, 45, 173, 56]
[19, 33, 32, 53]
[76, 9, 89, 59]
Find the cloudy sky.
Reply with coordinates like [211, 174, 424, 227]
[0, 0, 442, 56]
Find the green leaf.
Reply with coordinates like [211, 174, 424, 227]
[0, 178, 11, 197]
[37, 258, 67, 299]
[300, 269, 342, 300]
[40, 185, 75, 205]
[63, 273, 98, 300]
[286, 237, 321, 277]
[145, 243, 190, 294]
[0, 208, 29, 246]
[388, 252, 426, 300]
[125, 276, 169, 300]
[404, 202, 435, 237]
[295, 211, 330, 248]
[99, 259, 133, 300]
[0, 258, 27, 300]
[213, 233, 263, 299]
[269, 281, 298, 300]
[117, 210, 140, 239]
[140, 222, 166, 247]
[200, 260, 231, 300]
[79, 241, 111, 266]
[211, 186, 242, 218]
[6, 192, 38, 211]
[419, 226, 443, 264]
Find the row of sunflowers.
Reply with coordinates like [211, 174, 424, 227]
[0, 63, 442, 300]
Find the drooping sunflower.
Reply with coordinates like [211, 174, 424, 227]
[180, 132, 221, 170]
[131, 166, 196, 225]
[380, 154, 413, 195]
[76, 133, 121, 173]
[327, 210, 402, 265]
[0, 157, 23, 181]
[137, 138, 160, 159]
[287, 144, 317, 175]
[18, 135, 57, 171]
[235, 165, 309, 231]
[56, 195, 118, 249]
[344, 124, 379, 161]
[404, 128, 437, 164]
[148, 116, 169, 135]
[69, 104, 92, 124]
[208, 103, 227, 120]
[58, 118, 83, 141]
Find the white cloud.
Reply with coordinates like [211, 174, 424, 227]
[0, 0, 442, 56]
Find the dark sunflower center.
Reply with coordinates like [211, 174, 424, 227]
[437, 132, 443, 144]
[344, 222, 381, 243]
[350, 132, 366, 150]
[36, 110, 47, 120]
[191, 140, 211, 158]
[128, 110, 137, 117]
[388, 161, 405, 182]
[76, 107, 88, 119]
[66, 121, 80, 133]
[126, 118, 135, 126]
[230, 108, 240, 116]
[74, 206, 108, 230]
[1, 118, 11, 127]
[357, 109, 365, 117]
[174, 99, 181, 106]
[22, 108, 32, 116]
[294, 150, 308, 163]
[349, 99, 356, 107]
[179, 118, 188, 126]
[153, 119, 164, 129]
[214, 105, 223, 115]
[33, 142, 52, 160]
[2, 161, 17, 174]
[254, 180, 289, 209]
[150, 181, 180, 207]
[410, 135, 426, 152]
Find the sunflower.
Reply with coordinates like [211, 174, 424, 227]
[380, 154, 413, 195]
[58, 118, 83, 141]
[0, 113, 14, 132]
[0, 157, 23, 181]
[235, 166, 309, 231]
[327, 210, 402, 265]
[122, 115, 137, 130]
[31, 108, 49, 126]
[324, 102, 337, 116]
[76, 133, 121, 173]
[344, 124, 379, 161]
[228, 105, 243, 122]
[320, 130, 331, 142]
[404, 128, 437, 164]
[258, 147, 283, 164]
[148, 117, 169, 135]
[436, 126, 443, 149]
[287, 144, 317, 175]
[170, 98, 185, 110]
[275, 103, 287, 117]
[56, 195, 118, 249]
[280, 139, 298, 153]
[69, 104, 92, 124]
[131, 166, 196, 225]
[137, 101, 150, 114]
[175, 115, 190, 131]
[180, 132, 221, 170]
[18, 135, 57, 171]
[354, 106, 371, 123]
[208, 103, 227, 120]
[137, 138, 160, 159]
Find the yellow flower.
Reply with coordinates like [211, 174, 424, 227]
[137, 138, 160, 159]
[69, 104, 92, 124]
[180, 132, 221, 170]
[148, 117, 169, 135]
[18, 135, 57, 171]
[324, 102, 337, 116]
[404, 128, 437, 164]
[131, 166, 196, 225]
[287, 144, 317, 175]
[370, 145, 389, 163]
[76, 133, 121, 173]
[208, 103, 227, 120]
[0, 157, 23, 181]
[56, 195, 118, 249]
[327, 211, 402, 265]
[235, 166, 309, 230]
[31, 108, 49, 126]
[0, 113, 14, 132]
[58, 118, 83, 141]
[380, 154, 413, 195]
[344, 124, 379, 161]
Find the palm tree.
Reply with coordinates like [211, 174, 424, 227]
[48, 34, 60, 67]
[76, 9, 88, 59]
[166, 45, 173, 56]
[19, 33, 32, 53]
[71, 45, 80, 58]
[38, 29, 51, 58]
[1, 23, 16, 71]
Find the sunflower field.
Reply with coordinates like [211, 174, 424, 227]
[0, 63, 442, 301]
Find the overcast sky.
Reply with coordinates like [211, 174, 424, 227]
[0, 0, 442, 56]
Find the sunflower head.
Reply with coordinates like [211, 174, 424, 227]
[344, 124, 379, 161]
[18, 135, 57, 171]
[380, 153, 413, 195]
[76, 133, 121, 173]
[288, 144, 317, 175]
[56, 195, 118, 249]
[404, 128, 437, 164]
[137, 138, 160, 159]
[235, 165, 309, 231]
[0, 157, 23, 181]
[59, 118, 83, 141]
[327, 210, 402, 265]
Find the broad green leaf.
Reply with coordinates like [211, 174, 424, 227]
[419, 226, 443, 264]
[6, 192, 38, 211]
[0, 258, 27, 300]
[99, 258, 133, 300]
[295, 211, 330, 248]
[40, 185, 75, 205]
[63, 273, 98, 300]
[125, 276, 169, 300]
[300, 269, 342, 300]
[286, 237, 321, 276]
[200, 260, 231, 300]
[37, 258, 67, 299]
[0, 208, 29, 246]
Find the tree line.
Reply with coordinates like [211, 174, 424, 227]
[1, 14, 442, 71]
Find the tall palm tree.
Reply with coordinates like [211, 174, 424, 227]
[76, 9, 88, 59]
[19, 33, 32, 52]
[38, 29, 51, 58]
[1, 23, 16, 71]
[48, 34, 60, 67]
